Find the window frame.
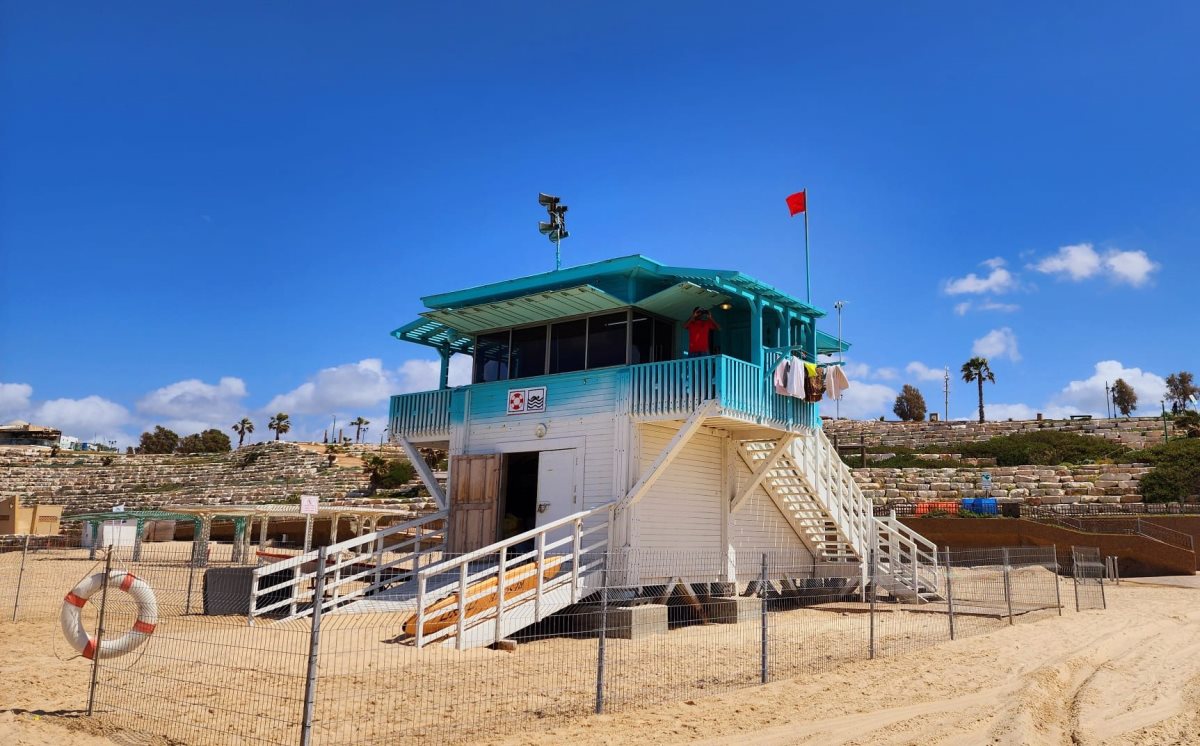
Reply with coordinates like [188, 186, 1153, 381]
[469, 307, 677, 384]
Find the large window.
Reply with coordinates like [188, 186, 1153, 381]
[548, 319, 587, 374]
[509, 325, 547, 379]
[630, 312, 653, 365]
[586, 312, 628, 369]
[473, 331, 510, 383]
[471, 309, 677, 383]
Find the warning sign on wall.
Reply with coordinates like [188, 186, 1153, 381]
[507, 386, 547, 415]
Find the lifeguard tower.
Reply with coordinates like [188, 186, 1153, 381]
[250, 255, 939, 647]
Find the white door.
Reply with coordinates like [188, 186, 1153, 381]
[535, 448, 578, 528]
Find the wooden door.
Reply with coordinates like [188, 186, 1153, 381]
[448, 454, 502, 554]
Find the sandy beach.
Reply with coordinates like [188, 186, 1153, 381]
[1, 578, 1197, 745]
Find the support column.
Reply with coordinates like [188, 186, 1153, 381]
[258, 515, 269, 551]
[232, 517, 247, 564]
[438, 347, 452, 390]
[749, 298, 763, 366]
[195, 517, 212, 568]
[303, 514, 314, 554]
[132, 517, 145, 562]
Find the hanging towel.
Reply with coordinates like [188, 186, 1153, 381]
[772, 357, 790, 396]
[787, 356, 807, 398]
[824, 365, 851, 399]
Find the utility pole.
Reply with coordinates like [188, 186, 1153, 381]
[943, 366, 950, 422]
[1104, 381, 1111, 418]
[833, 300, 846, 419]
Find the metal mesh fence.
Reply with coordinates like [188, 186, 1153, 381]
[1072, 546, 1107, 611]
[0, 538, 1110, 745]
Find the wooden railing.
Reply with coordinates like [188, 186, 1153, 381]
[389, 389, 452, 439]
[628, 354, 818, 429]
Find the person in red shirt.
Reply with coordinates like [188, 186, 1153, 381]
[684, 307, 720, 356]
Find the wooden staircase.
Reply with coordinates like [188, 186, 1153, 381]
[736, 428, 940, 602]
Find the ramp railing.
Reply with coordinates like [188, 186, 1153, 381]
[248, 509, 448, 624]
[412, 502, 615, 650]
[873, 512, 940, 599]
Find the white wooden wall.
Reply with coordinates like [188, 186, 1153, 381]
[729, 449, 814, 562]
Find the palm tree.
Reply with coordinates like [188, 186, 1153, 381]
[231, 417, 255, 448]
[349, 416, 370, 443]
[960, 357, 996, 423]
[268, 412, 291, 441]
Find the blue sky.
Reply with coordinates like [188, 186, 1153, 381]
[1, 3, 1197, 445]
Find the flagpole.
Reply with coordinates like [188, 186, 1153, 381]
[803, 200, 811, 304]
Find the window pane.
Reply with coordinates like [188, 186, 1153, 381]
[549, 319, 587, 374]
[510, 325, 547, 379]
[630, 312, 652, 365]
[587, 312, 628, 369]
[653, 319, 674, 362]
[473, 331, 510, 383]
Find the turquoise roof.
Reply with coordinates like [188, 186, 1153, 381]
[421, 254, 826, 318]
[392, 254, 851, 355]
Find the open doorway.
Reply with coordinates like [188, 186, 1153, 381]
[501, 452, 540, 541]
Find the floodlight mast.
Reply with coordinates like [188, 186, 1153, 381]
[538, 192, 569, 270]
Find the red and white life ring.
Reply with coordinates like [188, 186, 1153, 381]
[60, 570, 159, 660]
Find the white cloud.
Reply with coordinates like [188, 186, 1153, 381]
[1103, 249, 1159, 286]
[266, 359, 395, 415]
[1050, 360, 1166, 417]
[906, 362, 946, 382]
[944, 266, 1017, 295]
[971, 327, 1021, 362]
[982, 257, 1006, 269]
[32, 396, 130, 436]
[954, 302, 972, 316]
[1032, 243, 1159, 287]
[979, 300, 1020, 313]
[265, 356, 472, 417]
[836, 382, 898, 420]
[395, 355, 472, 394]
[137, 377, 248, 434]
[1033, 243, 1102, 280]
[0, 382, 33, 420]
[873, 367, 898, 381]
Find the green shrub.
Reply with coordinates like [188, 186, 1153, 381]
[955, 431, 1129, 466]
[363, 455, 417, 490]
[1129, 439, 1200, 503]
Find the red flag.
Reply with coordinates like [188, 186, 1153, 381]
[786, 190, 807, 216]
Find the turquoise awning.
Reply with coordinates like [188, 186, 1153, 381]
[635, 282, 731, 320]
[815, 330, 851, 355]
[419, 284, 626, 335]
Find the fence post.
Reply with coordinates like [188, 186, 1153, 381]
[868, 547, 877, 660]
[760, 553, 768, 684]
[942, 547, 955, 641]
[11, 533, 31, 622]
[86, 547, 114, 717]
[299, 546, 327, 746]
[184, 540, 198, 615]
[1072, 547, 1081, 613]
[594, 555, 608, 715]
[1099, 564, 1107, 610]
[1052, 544, 1062, 616]
[1001, 547, 1013, 625]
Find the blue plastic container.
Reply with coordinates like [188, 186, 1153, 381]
[961, 498, 998, 515]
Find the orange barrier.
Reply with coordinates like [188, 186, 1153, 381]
[914, 501, 960, 516]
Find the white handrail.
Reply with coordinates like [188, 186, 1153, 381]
[248, 509, 448, 623]
[413, 502, 615, 648]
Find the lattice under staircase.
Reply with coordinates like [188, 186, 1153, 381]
[736, 428, 940, 602]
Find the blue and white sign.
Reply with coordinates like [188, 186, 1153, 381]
[507, 386, 547, 415]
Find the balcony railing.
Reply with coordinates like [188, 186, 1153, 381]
[389, 354, 819, 439]
[628, 354, 818, 430]
[389, 388, 452, 439]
